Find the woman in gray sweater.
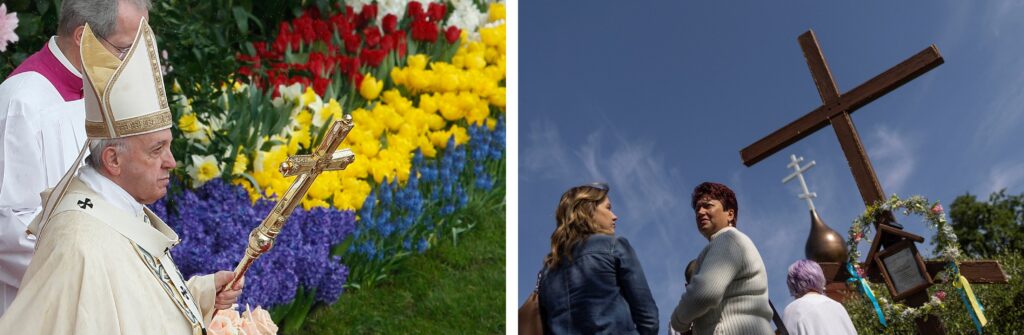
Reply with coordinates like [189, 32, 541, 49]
[670, 182, 773, 334]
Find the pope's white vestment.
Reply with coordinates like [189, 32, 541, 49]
[0, 168, 216, 334]
[0, 37, 87, 315]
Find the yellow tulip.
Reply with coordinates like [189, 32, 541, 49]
[449, 124, 470, 146]
[390, 67, 407, 85]
[419, 94, 439, 114]
[359, 73, 384, 101]
[407, 54, 428, 70]
[488, 3, 506, 22]
[407, 69, 433, 92]
[466, 53, 487, 70]
[490, 87, 506, 107]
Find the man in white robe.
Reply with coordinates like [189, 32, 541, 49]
[0, 17, 243, 334]
[0, 0, 150, 315]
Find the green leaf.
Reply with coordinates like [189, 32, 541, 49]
[15, 13, 42, 37]
[34, 0, 50, 15]
[232, 6, 250, 34]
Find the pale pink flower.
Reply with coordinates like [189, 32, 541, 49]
[207, 313, 241, 335]
[931, 203, 944, 215]
[242, 305, 279, 335]
[0, 4, 19, 52]
[934, 290, 946, 301]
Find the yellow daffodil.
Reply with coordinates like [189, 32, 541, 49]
[295, 110, 313, 129]
[178, 113, 200, 133]
[315, 98, 343, 127]
[232, 152, 249, 175]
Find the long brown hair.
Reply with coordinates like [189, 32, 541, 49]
[543, 183, 610, 269]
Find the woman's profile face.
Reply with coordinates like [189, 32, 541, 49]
[592, 196, 618, 234]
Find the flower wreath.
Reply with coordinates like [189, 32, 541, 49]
[845, 194, 972, 326]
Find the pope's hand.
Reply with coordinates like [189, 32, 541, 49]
[213, 271, 245, 310]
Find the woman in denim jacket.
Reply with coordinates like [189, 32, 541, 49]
[538, 183, 659, 334]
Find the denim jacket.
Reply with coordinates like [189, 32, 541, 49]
[538, 235, 659, 335]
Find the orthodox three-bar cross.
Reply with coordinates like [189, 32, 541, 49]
[741, 30, 1006, 333]
[218, 116, 356, 304]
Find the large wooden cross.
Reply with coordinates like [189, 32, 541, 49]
[741, 30, 1006, 334]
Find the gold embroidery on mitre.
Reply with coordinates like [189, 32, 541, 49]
[142, 24, 170, 111]
[114, 110, 172, 135]
[84, 121, 110, 138]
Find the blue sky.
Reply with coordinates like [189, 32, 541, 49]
[517, 0, 1024, 328]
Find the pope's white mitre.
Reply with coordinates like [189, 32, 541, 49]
[81, 17, 171, 138]
[29, 17, 171, 236]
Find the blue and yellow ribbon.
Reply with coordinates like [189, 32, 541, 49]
[848, 263, 887, 328]
[951, 262, 987, 334]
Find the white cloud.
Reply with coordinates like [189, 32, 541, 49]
[521, 119, 573, 181]
[866, 125, 916, 193]
[986, 160, 1024, 194]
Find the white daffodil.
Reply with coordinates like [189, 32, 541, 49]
[187, 154, 222, 187]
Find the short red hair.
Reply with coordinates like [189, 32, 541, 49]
[691, 182, 739, 226]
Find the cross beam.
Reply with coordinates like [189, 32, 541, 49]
[741, 30, 943, 209]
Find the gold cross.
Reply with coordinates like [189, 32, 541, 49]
[221, 115, 356, 294]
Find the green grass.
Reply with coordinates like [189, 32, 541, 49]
[301, 192, 506, 334]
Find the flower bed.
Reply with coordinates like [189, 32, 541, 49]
[153, 0, 505, 330]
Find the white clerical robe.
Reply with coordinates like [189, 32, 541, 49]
[0, 37, 87, 315]
[0, 177, 216, 334]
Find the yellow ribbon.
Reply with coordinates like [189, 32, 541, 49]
[953, 267, 987, 333]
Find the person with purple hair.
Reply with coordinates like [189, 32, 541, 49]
[782, 259, 857, 335]
[670, 182, 773, 334]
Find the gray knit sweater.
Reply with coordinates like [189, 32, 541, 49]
[670, 227, 773, 335]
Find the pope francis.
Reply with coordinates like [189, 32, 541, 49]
[0, 18, 243, 335]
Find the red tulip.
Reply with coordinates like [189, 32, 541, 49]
[382, 14, 398, 34]
[445, 26, 460, 44]
[363, 26, 382, 48]
[407, 1, 425, 21]
[411, 20, 438, 42]
[427, 2, 446, 22]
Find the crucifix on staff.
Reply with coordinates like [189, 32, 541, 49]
[216, 116, 357, 316]
[741, 29, 1008, 334]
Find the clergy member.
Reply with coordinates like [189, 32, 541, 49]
[0, 18, 242, 334]
[0, 0, 150, 315]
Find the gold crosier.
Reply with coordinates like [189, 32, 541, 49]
[217, 116, 356, 312]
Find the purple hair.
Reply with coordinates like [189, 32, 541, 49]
[787, 259, 826, 297]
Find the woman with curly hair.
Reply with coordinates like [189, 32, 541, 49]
[537, 183, 659, 334]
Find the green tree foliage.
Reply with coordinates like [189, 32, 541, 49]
[946, 189, 1024, 257]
